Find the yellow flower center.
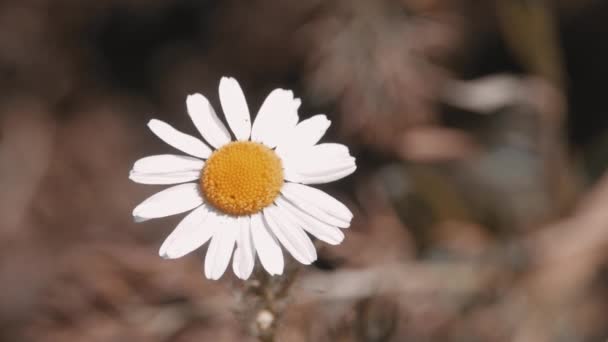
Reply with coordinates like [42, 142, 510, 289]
[201, 141, 284, 216]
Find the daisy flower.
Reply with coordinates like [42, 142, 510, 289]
[130, 77, 356, 280]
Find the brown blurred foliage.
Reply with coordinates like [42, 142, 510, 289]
[2, 0, 608, 341]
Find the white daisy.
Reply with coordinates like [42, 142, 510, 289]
[130, 77, 356, 280]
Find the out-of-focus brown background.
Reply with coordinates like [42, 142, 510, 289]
[2, 0, 608, 341]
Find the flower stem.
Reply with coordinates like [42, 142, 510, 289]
[239, 263, 301, 341]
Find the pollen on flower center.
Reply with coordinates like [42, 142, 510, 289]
[201, 141, 284, 216]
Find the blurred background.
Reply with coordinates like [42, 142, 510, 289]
[2, 0, 608, 341]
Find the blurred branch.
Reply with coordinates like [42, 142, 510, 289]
[296, 262, 489, 302]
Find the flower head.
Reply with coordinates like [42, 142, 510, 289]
[130, 77, 356, 280]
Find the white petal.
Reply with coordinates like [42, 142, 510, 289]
[132, 154, 204, 174]
[263, 205, 317, 265]
[286, 165, 357, 185]
[250, 213, 284, 275]
[282, 143, 349, 166]
[159, 204, 215, 259]
[276, 196, 345, 245]
[147, 119, 212, 158]
[219, 77, 251, 141]
[132, 183, 203, 222]
[129, 170, 200, 185]
[282, 143, 356, 185]
[129, 154, 204, 185]
[186, 93, 231, 149]
[280, 184, 350, 228]
[251, 88, 300, 148]
[232, 216, 255, 280]
[281, 183, 353, 225]
[275, 115, 330, 156]
[281, 143, 350, 171]
[204, 214, 239, 280]
[288, 157, 356, 177]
